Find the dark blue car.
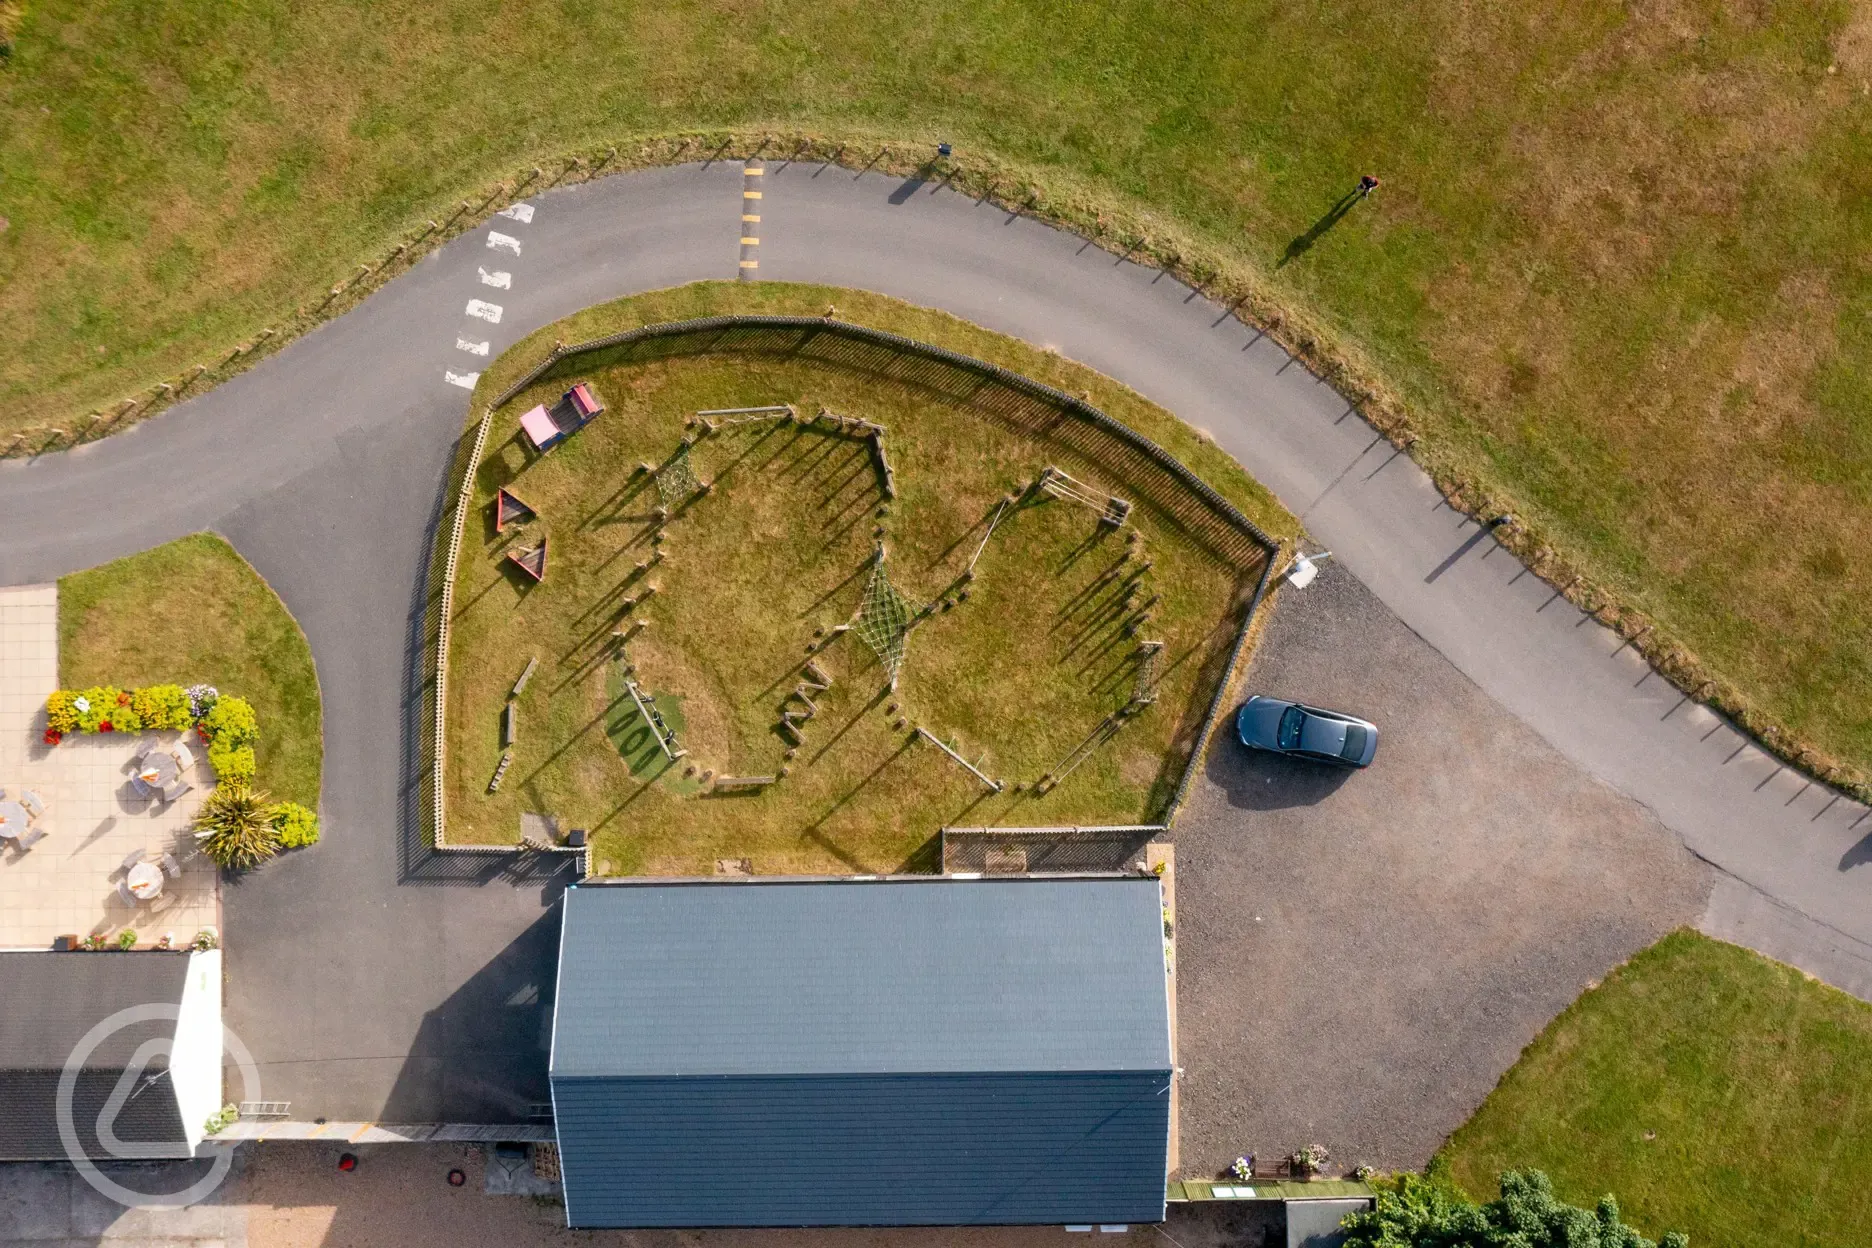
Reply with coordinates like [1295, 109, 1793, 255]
[1236, 695, 1379, 768]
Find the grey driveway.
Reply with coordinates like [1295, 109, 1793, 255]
[1172, 563, 1709, 1171]
[1, 159, 1867, 1123]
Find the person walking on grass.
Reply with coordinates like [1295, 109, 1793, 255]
[1358, 174, 1380, 199]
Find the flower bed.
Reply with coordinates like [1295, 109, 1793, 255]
[45, 682, 259, 785]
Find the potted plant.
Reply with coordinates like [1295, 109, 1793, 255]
[1290, 1144, 1330, 1177]
[116, 929, 137, 951]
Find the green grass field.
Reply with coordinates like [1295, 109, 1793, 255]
[58, 533, 323, 807]
[3, 2, 1869, 779]
[445, 285, 1286, 873]
[1439, 930, 1872, 1248]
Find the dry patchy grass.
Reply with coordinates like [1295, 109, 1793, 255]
[4, 1, 1870, 774]
[444, 292, 1284, 874]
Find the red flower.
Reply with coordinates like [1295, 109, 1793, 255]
[99, 721, 114, 733]
[43, 729, 61, 745]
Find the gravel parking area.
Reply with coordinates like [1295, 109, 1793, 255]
[1172, 562, 1712, 1174]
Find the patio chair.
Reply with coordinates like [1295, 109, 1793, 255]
[19, 790, 46, 818]
[115, 880, 138, 907]
[160, 778, 194, 803]
[171, 741, 196, 770]
[16, 828, 46, 851]
[119, 848, 147, 874]
[159, 852, 182, 878]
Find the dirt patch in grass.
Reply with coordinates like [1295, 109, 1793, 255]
[57, 532, 322, 807]
[445, 291, 1285, 874]
[1438, 929, 1872, 1248]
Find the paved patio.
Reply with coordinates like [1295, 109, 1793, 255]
[0, 585, 219, 949]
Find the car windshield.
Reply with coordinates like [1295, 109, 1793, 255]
[1341, 724, 1369, 761]
[1277, 706, 1305, 751]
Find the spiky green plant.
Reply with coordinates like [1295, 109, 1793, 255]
[192, 782, 280, 869]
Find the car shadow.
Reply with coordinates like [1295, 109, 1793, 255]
[1204, 714, 1355, 811]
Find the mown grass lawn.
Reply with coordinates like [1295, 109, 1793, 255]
[58, 533, 323, 808]
[3, 3, 1870, 778]
[446, 284, 1288, 873]
[1438, 929, 1872, 1248]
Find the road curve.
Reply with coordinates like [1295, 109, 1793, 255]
[3, 160, 1868, 1113]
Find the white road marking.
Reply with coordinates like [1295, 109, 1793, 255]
[478, 267, 512, 290]
[486, 231, 523, 255]
[465, 299, 503, 323]
[445, 370, 480, 390]
[456, 338, 490, 356]
[497, 203, 536, 224]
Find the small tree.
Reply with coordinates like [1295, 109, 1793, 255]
[193, 782, 280, 869]
[1340, 1170, 1688, 1248]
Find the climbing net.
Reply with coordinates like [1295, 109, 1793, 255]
[656, 444, 701, 506]
[855, 557, 914, 683]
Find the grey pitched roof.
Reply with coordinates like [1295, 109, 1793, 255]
[550, 877, 1173, 1227]
[0, 952, 189, 1070]
[551, 876, 1170, 1078]
[0, 952, 191, 1160]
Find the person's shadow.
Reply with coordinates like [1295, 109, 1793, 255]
[1840, 828, 1872, 872]
[1278, 190, 1361, 268]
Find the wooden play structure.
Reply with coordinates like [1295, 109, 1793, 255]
[520, 381, 605, 452]
[495, 487, 537, 533]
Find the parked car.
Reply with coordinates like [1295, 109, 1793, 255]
[1235, 695, 1379, 768]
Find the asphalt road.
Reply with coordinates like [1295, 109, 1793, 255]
[2, 159, 1868, 1119]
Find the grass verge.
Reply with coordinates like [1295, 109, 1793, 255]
[445, 284, 1291, 873]
[6, 3, 1869, 792]
[58, 533, 322, 808]
[1438, 929, 1872, 1248]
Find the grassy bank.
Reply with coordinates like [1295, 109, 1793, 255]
[3, 2, 1869, 780]
[445, 285, 1287, 873]
[59, 533, 323, 807]
[1438, 930, 1872, 1248]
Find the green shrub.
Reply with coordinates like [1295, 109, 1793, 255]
[74, 685, 124, 733]
[271, 801, 320, 849]
[116, 929, 137, 950]
[207, 739, 256, 782]
[193, 782, 280, 869]
[1341, 1170, 1687, 1248]
[131, 683, 192, 731]
[204, 1103, 239, 1135]
[202, 694, 258, 747]
[45, 690, 80, 734]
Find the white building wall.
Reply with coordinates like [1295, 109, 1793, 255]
[168, 949, 223, 1150]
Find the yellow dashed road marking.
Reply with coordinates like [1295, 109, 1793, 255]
[742, 214, 761, 223]
[740, 237, 760, 246]
[744, 190, 762, 199]
[739, 259, 759, 268]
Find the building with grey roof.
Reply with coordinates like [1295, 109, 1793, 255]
[0, 949, 223, 1161]
[549, 876, 1172, 1228]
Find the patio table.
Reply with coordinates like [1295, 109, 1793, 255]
[126, 861, 164, 901]
[0, 799, 27, 841]
[134, 752, 180, 794]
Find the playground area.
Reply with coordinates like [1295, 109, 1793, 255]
[442, 316, 1280, 875]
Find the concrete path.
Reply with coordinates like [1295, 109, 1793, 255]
[1, 159, 1866, 1118]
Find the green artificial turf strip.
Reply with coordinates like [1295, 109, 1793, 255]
[1438, 929, 1872, 1248]
[58, 533, 323, 808]
[4, 1, 1870, 777]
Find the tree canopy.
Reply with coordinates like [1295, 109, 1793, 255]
[1341, 1169, 1687, 1248]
